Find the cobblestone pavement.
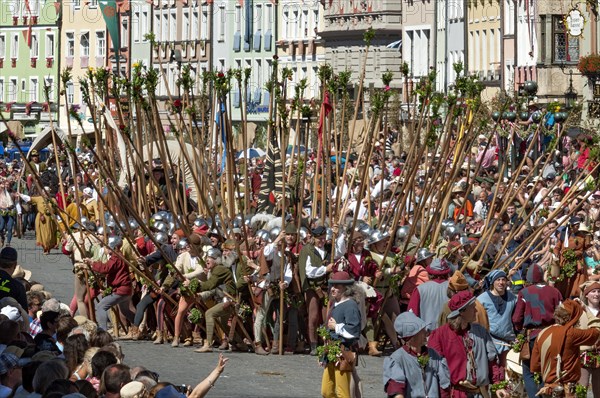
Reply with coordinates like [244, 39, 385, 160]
[15, 233, 384, 397]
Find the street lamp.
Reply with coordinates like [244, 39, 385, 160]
[564, 70, 578, 109]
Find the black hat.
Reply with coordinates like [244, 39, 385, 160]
[312, 226, 326, 237]
[0, 247, 18, 263]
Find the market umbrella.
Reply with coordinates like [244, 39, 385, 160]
[237, 148, 266, 160]
[286, 145, 306, 155]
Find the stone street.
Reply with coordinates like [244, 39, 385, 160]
[14, 233, 384, 397]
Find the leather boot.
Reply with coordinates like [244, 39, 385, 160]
[218, 338, 229, 350]
[270, 341, 279, 355]
[368, 341, 382, 357]
[295, 340, 306, 354]
[195, 343, 213, 353]
[120, 326, 139, 340]
[171, 336, 180, 347]
[192, 331, 202, 345]
[183, 337, 193, 347]
[254, 342, 270, 355]
[153, 331, 164, 344]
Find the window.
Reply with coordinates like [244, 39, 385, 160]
[201, 5, 208, 40]
[266, 4, 273, 30]
[154, 13, 161, 41]
[162, 12, 168, 41]
[182, 10, 189, 41]
[284, 9, 290, 38]
[219, 5, 226, 42]
[170, 10, 176, 41]
[0, 35, 6, 58]
[0, 79, 3, 102]
[133, 11, 140, 42]
[553, 15, 579, 63]
[313, 9, 318, 36]
[45, 33, 55, 58]
[89, 0, 97, 7]
[66, 32, 74, 57]
[9, 78, 17, 102]
[141, 12, 148, 42]
[10, 0, 19, 16]
[30, 33, 38, 58]
[66, 82, 74, 104]
[504, 0, 514, 35]
[11, 34, 18, 59]
[30, 78, 38, 101]
[302, 10, 308, 37]
[255, 4, 262, 32]
[30, 0, 39, 15]
[80, 32, 89, 57]
[44, 76, 54, 101]
[73, 0, 80, 9]
[96, 31, 105, 56]
[192, 11, 199, 39]
[121, 19, 128, 47]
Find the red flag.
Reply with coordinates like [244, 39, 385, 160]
[316, 91, 332, 167]
[22, 26, 32, 48]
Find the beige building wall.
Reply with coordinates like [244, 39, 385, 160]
[467, 0, 501, 101]
[59, 0, 108, 135]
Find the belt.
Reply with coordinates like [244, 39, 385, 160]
[512, 280, 525, 285]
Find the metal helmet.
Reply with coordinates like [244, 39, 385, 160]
[80, 216, 89, 226]
[444, 225, 461, 240]
[367, 230, 390, 245]
[177, 238, 190, 250]
[269, 227, 281, 241]
[244, 215, 253, 227]
[232, 215, 243, 229]
[151, 213, 164, 222]
[416, 247, 434, 263]
[157, 211, 170, 221]
[299, 227, 309, 240]
[168, 221, 176, 235]
[154, 232, 169, 245]
[194, 218, 208, 228]
[326, 228, 334, 242]
[118, 221, 127, 232]
[84, 221, 97, 232]
[128, 218, 140, 230]
[440, 218, 455, 232]
[255, 229, 271, 243]
[107, 235, 123, 250]
[206, 247, 222, 259]
[395, 225, 410, 242]
[154, 221, 168, 233]
[96, 226, 105, 235]
[459, 235, 473, 247]
[163, 212, 174, 223]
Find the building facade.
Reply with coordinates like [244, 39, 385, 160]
[466, 0, 501, 101]
[320, 0, 403, 101]
[0, 0, 60, 137]
[59, 0, 109, 137]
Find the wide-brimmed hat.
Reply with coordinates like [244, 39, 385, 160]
[447, 290, 476, 319]
[120, 381, 147, 398]
[284, 224, 298, 234]
[12, 264, 31, 281]
[328, 271, 355, 285]
[394, 311, 427, 339]
[312, 226, 327, 237]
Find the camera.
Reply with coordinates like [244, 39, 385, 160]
[175, 384, 188, 393]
